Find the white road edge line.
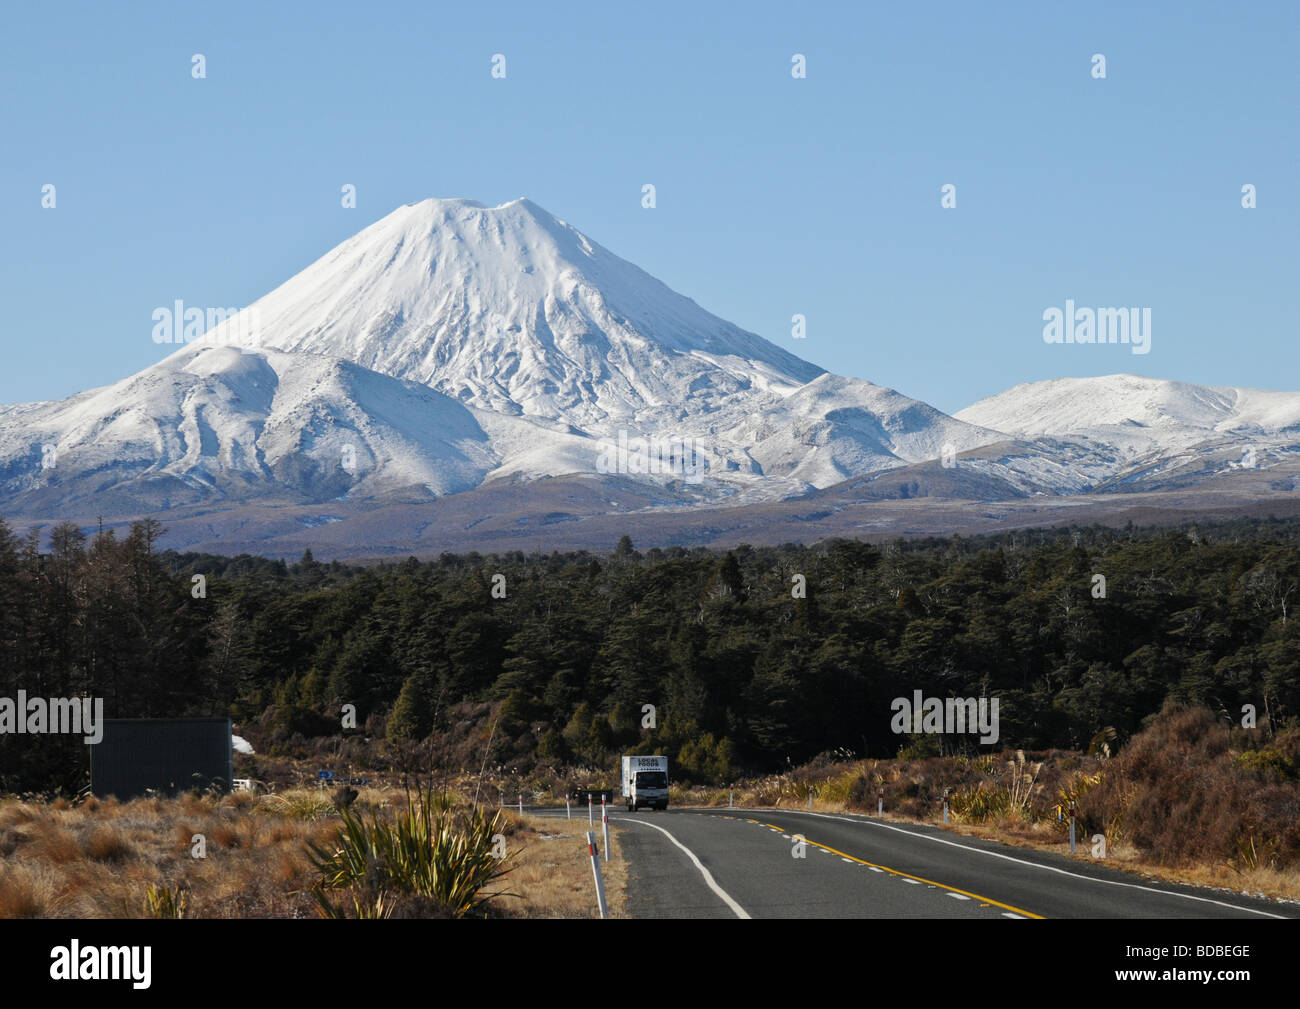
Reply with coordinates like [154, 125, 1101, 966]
[771, 809, 1288, 918]
[614, 817, 751, 919]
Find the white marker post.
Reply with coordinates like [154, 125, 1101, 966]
[601, 796, 610, 862]
[1069, 807, 1077, 854]
[566, 796, 571, 820]
[878, 790, 884, 817]
[588, 795, 594, 826]
[518, 793, 523, 815]
[729, 790, 733, 808]
[586, 831, 609, 919]
[943, 798, 949, 825]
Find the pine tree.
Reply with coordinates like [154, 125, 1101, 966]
[387, 672, 434, 743]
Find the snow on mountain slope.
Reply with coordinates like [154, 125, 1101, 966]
[199, 197, 823, 431]
[743, 373, 1006, 488]
[125, 196, 1002, 497]
[956, 375, 1300, 493]
[958, 375, 1300, 448]
[0, 345, 511, 511]
[16, 199, 1204, 531]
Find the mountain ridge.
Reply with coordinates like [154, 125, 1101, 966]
[2, 199, 1298, 550]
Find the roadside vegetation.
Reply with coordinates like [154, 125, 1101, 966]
[0, 780, 624, 919]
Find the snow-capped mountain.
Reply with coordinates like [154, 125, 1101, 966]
[3, 199, 1297, 553]
[0, 198, 1005, 518]
[204, 196, 1006, 488]
[958, 375, 1300, 448]
[221, 197, 824, 426]
[957, 375, 1300, 492]
[0, 346, 502, 515]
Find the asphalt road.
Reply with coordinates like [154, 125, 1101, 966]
[532, 806, 1298, 919]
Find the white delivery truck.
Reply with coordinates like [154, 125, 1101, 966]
[621, 755, 670, 811]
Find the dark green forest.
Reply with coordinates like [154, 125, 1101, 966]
[1, 515, 1298, 794]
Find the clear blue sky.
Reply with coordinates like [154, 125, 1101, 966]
[3, 1, 1295, 415]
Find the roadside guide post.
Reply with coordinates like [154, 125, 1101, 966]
[586, 831, 609, 918]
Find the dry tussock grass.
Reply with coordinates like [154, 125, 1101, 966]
[0, 862, 74, 917]
[0, 786, 624, 918]
[85, 825, 135, 862]
[0, 790, 349, 918]
[492, 814, 627, 918]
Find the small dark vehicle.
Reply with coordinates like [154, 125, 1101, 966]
[569, 786, 615, 804]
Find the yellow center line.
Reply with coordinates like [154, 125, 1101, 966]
[759, 822, 1045, 919]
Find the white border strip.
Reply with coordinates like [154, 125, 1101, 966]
[617, 817, 751, 919]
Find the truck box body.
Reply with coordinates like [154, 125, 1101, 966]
[621, 755, 669, 811]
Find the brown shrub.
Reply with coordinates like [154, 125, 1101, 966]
[0, 827, 28, 857]
[273, 852, 306, 886]
[267, 823, 297, 845]
[210, 824, 241, 849]
[85, 826, 136, 863]
[0, 870, 43, 917]
[224, 791, 258, 812]
[180, 793, 213, 817]
[31, 824, 81, 864]
[1080, 702, 1300, 869]
[0, 802, 38, 828]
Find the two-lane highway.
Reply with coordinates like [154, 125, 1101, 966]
[534, 806, 1297, 919]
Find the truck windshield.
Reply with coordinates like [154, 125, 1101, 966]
[636, 772, 667, 789]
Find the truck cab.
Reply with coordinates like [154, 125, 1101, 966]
[622, 755, 669, 811]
